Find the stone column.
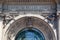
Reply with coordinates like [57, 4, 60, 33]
[0, 20, 3, 40]
[58, 14, 60, 40]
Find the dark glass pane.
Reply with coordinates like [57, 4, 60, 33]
[15, 28, 45, 40]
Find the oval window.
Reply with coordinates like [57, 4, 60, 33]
[15, 28, 45, 40]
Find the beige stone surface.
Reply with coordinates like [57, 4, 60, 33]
[0, 21, 3, 40]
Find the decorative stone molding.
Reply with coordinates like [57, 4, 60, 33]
[3, 14, 56, 40]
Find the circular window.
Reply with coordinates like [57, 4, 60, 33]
[15, 28, 45, 40]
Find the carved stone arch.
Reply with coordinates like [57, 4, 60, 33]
[4, 14, 56, 40]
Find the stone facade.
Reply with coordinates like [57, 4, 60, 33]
[0, 0, 60, 40]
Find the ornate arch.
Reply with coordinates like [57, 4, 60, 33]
[4, 14, 56, 40]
